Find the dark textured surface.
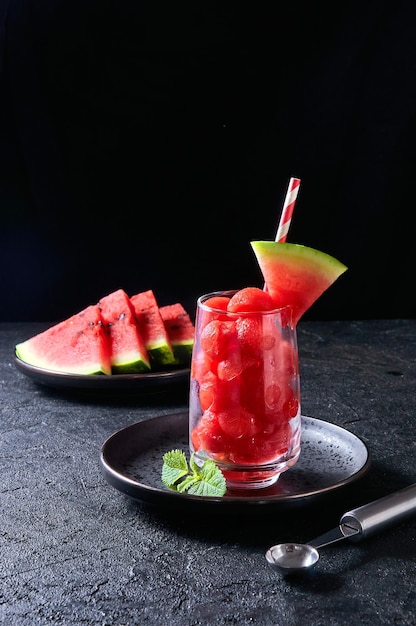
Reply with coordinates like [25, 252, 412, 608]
[2, 320, 416, 625]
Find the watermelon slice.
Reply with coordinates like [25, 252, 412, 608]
[130, 290, 176, 368]
[159, 303, 195, 367]
[251, 241, 348, 326]
[15, 304, 112, 375]
[98, 289, 151, 374]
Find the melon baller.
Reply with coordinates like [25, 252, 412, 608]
[266, 483, 416, 574]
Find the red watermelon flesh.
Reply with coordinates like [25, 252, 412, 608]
[130, 290, 175, 367]
[251, 241, 348, 326]
[159, 303, 195, 366]
[15, 304, 112, 375]
[98, 289, 150, 374]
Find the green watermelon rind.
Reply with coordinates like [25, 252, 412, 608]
[111, 361, 150, 374]
[147, 342, 177, 368]
[170, 341, 194, 366]
[251, 241, 347, 275]
[110, 349, 151, 374]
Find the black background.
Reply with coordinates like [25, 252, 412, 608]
[1, 1, 415, 322]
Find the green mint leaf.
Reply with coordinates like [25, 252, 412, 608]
[187, 473, 227, 497]
[161, 450, 227, 497]
[161, 449, 189, 488]
[197, 458, 227, 494]
[176, 475, 201, 493]
[189, 453, 200, 474]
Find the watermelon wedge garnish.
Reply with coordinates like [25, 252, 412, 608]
[251, 241, 348, 326]
[15, 304, 112, 375]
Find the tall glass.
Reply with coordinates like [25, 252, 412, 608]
[189, 290, 301, 490]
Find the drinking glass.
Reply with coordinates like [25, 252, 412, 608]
[189, 290, 301, 490]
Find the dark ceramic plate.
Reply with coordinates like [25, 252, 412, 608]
[100, 413, 371, 512]
[14, 353, 190, 393]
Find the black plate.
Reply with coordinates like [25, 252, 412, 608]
[100, 412, 371, 512]
[14, 353, 190, 393]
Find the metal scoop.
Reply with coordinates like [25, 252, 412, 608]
[266, 483, 416, 574]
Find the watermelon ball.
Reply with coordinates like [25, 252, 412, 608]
[217, 350, 244, 381]
[217, 406, 257, 439]
[192, 409, 231, 458]
[227, 434, 260, 464]
[200, 319, 237, 359]
[199, 371, 240, 412]
[191, 349, 216, 381]
[263, 384, 299, 424]
[204, 296, 231, 311]
[236, 316, 276, 361]
[256, 422, 292, 462]
[264, 383, 283, 411]
[227, 287, 275, 313]
[199, 296, 231, 331]
[283, 391, 300, 419]
[229, 421, 291, 465]
[198, 370, 217, 411]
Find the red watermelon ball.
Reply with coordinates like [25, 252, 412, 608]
[198, 370, 217, 411]
[191, 349, 216, 380]
[200, 319, 237, 359]
[199, 296, 231, 331]
[198, 371, 240, 412]
[227, 287, 275, 313]
[236, 316, 276, 361]
[203, 296, 231, 311]
[217, 351, 243, 381]
[192, 409, 230, 457]
[217, 406, 257, 439]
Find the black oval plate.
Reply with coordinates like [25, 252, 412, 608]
[100, 413, 371, 512]
[14, 353, 190, 393]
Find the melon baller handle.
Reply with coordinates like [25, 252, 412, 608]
[338, 483, 416, 542]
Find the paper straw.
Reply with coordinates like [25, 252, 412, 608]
[263, 177, 301, 291]
[274, 177, 301, 242]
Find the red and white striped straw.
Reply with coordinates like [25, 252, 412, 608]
[263, 177, 301, 291]
[274, 177, 301, 242]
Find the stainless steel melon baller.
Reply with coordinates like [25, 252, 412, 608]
[266, 483, 416, 573]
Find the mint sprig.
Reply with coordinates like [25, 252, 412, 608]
[161, 449, 227, 497]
